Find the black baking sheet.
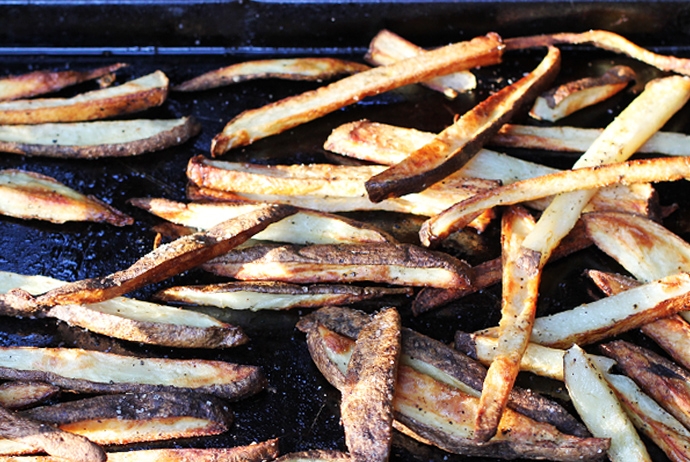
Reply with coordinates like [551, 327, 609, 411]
[2, 2, 690, 461]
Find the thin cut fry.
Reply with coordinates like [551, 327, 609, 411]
[210, 33, 503, 155]
[0, 382, 59, 410]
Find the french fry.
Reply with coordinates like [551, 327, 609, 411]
[210, 33, 503, 155]
[563, 345, 651, 462]
[274, 451, 351, 462]
[0, 117, 200, 158]
[0, 169, 133, 226]
[174, 57, 369, 92]
[0, 346, 265, 400]
[0, 71, 169, 124]
[0, 63, 127, 102]
[201, 242, 472, 289]
[30, 203, 296, 307]
[364, 46, 560, 202]
[365, 29, 476, 97]
[0, 382, 59, 410]
[154, 280, 412, 311]
[529, 65, 635, 122]
[129, 197, 395, 244]
[340, 308, 400, 462]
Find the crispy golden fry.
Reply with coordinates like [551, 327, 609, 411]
[0, 71, 169, 125]
[601, 340, 690, 432]
[31, 204, 296, 307]
[365, 29, 476, 97]
[0, 117, 200, 158]
[0, 169, 133, 226]
[129, 197, 395, 244]
[0, 406, 105, 462]
[299, 316, 608, 461]
[603, 372, 690, 462]
[174, 57, 369, 92]
[364, 46, 560, 203]
[0, 63, 127, 102]
[202, 242, 472, 289]
[491, 123, 690, 156]
[529, 65, 635, 121]
[341, 308, 400, 462]
[0, 346, 265, 400]
[475, 207, 541, 442]
[274, 450, 351, 462]
[210, 33, 503, 155]
[563, 345, 651, 462]
[154, 280, 412, 311]
[0, 382, 59, 410]
[505, 29, 690, 75]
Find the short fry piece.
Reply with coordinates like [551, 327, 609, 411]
[174, 57, 369, 91]
[0, 71, 169, 124]
[0, 382, 59, 410]
[210, 33, 503, 155]
[563, 345, 650, 462]
[274, 450, 351, 462]
[0, 63, 127, 101]
[0, 169, 132, 226]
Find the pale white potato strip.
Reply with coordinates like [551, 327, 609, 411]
[506, 29, 690, 76]
[364, 46, 560, 203]
[0, 381, 59, 410]
[365, 29, 476, 97]
[0, 169, 133, 226]
[129, 197, 395, 244]
[475, 207, 541, 442]
[210, 33, 503, 155]
[0, 346, 264, 400]
[519, 75, 690, 265]
[563, 345, 651, 462]
[0, 71, 169, 124]
[492, 124, 690, 156]
[174, 57, 370, 91]
[419, 153, 690, 247]
[529, 65, 635, 122]
[0, 63, 127, 102]
[0, 117, 200, 158]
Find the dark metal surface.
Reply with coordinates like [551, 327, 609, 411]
[1, 2, 690, 461]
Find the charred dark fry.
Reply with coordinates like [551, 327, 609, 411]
[364, 46, 560, 202]
[0, 346, 265, 400]
[0, 406, 105, 462]
[0, 71, 169, 125]
[0, 63, 127, 102]
[174, 57, 369, 92]
[0, 169, 133, 226]
[32, 204, 296, 307]
[0, 382, 59, 410]
[0, 117, 200, 159]
[210, 33, 503, 155]
[202, 242, 472, 289]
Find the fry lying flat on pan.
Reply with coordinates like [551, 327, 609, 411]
[0, 169, 132, 226]
[0, 381, 59, 410]
[0, 117, 200, 158]
[174, 57, 370, 92]
[0, 63, 127, 102]
[0, 71, 169, 124]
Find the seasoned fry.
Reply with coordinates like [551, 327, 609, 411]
[0, 71, 169, 124]
[0, 63, 127, 102]
[365, 29, 476, 97]
[529, 65, 635, 121]
[210, 33, 503, 155]
[129, 197, 395, 244]
[0, 346, 265, 400]
[174, 57, 370, 92]
[563, 345, 650, 462]
[0, 117, 200, 158]
[0, 169, 132, 226]
[341, 308, 400, 462]
[364, 46, 560, 202]
[202, 242, 472, 289]
[0, 382, 59, 410]
[154, 280, 412, 311]
[32, 203, 296, 307]
[274, 450, 351, 462]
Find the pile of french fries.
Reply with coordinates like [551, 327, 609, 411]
[4, 25, 690, 462]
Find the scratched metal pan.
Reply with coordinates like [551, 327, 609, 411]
[1, 2, 690, 461]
